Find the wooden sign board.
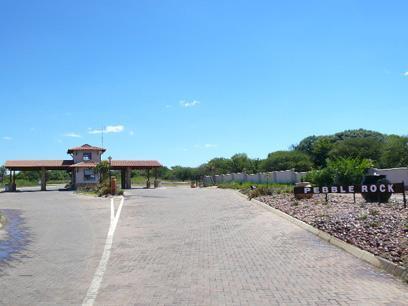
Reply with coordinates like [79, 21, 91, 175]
[294, 183, 405, 195]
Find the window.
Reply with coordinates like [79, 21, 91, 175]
[84, 169, 95, 181]
[83, 152, 92, 161]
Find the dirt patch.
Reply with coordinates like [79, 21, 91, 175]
[256, 193, 408, 268]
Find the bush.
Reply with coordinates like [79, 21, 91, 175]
[96, 182, 124, 197]
[248, 186, 274, 200]
[96, 183, 110, 197]
[261, 150, 314, 172]
[304, 158, 373, 186]
[303, 168, 335, 186]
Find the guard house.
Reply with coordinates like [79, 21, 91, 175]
[68, 144, 106, 188]
[5, 144, 162, 191]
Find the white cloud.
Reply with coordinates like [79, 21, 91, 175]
[180, 100, 200, 108]
[63, 132, 81, 138]
[2, 136, 12, 141]
[194, 143, 217, 149]
[404, 71, 408, 77]
[204, 143, 217, 148]
[88, 125, 125, 134]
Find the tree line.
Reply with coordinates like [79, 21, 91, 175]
[1, 129, 406, 184]
[160, 129, 408, 181]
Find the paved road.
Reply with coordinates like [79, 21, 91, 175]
[0, 186, 110, 305]
[0, 187, 407, 305]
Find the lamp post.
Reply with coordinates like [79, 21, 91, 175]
[108, 156, 112, 187]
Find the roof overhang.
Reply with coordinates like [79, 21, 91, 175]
[110, 160, 162, 170]
[67, 144, 106, 154]
[5, 160, 74, 171]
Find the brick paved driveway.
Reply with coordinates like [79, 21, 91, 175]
[98, 187, 407, 305]
[0, 187, 407, 305]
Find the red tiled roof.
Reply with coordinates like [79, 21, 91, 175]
[110, 160, 162, 168]
[67, 144, 106, 154]
[69, 162, 98, 168]
[5, 160, 73, 170]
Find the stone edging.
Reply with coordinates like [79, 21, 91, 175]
[233, 190, 408, 283]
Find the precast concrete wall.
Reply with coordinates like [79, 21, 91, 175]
[368, 167, 408, 184]
[203, 167, 407, 187]
[203, 170, 307, 186]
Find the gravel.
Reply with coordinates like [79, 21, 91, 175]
[256, 193, 408, 268]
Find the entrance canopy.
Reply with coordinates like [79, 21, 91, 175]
[110, 160, 162, 170]
[5, 160, 74, 171]
[5, 160, 162, 171]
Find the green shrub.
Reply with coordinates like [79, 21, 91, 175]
[329, 158, 373, 185]
[303, 168, 335, 186]
[303, 158, 373, 186]
[248, 186, 274, 200]
[96, 183, 110, 197]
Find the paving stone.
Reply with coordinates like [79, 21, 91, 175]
[97, 187, 408, 305]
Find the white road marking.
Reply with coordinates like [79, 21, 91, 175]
[82, 196, 125, 306]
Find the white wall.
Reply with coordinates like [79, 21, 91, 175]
[203, 167, 408, 187]
[203, 170, 306, 186]
[75, 168, 100, 185]
[72, 151, 103, 164]
[368, 167, 408, 184]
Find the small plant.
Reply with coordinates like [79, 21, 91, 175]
[247, 186, 274, 200]
[369, 221, 380, 228]
[291, 200, 299, 206]
[368, 208, 380, 216]
[357, 213, 368, 221]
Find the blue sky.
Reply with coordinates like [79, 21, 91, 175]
[1, 0, 407, 167]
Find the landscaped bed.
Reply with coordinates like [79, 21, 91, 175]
[254, 193, 408, 268]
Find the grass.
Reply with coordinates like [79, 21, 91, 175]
[217, 181, 292, 192]
[215, 181, 293, 200]
[131, 176, 148, 184]
[0, 179, 69, 188]
[0, 179, 38, 188]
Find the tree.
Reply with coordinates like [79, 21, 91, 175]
[230, 153, 253, 173]
[261, 150, 313, 172]
[328, 137, 383, 163]
[95, 161, 110, 183]
[0, 166, 6, 182]
[48, 170, 70, 181]
[380, 135, 408, 168]
[311, 137, 334, 168]
[171, 166, 193, 181]
[206, 158, 233, 175]
[333, 129, 385, 142]
[294, 135, 318, 156]
[16, 170, 40, 181]
[304, 158, 373, 186]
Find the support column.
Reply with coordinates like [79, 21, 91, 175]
[71, 170, 76, 189]
[125, 167, 131, 189]
[121, 169, 126, 189]
[8, 170, 12, 192]
[146, 169, 151, 188]
[12, 170, 16, 192]
[154, 168, 159, 188]
[41, 168, 46, 191]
